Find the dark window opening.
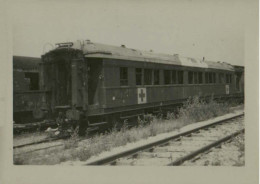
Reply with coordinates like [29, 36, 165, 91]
[226, 74, 228, 83]
[172, 70, 177, 84]
[164, 70, 171, 85]
[194, 72, 198, 84]
[24, 72, 39, 90]
[209, 73, 213, 83]
[205, 72, 209, 84]
[219, 73, 223, 83]
[154, 70, 160, 85]
[144, 69, 152, 85]
[226, 74, 232, 84]
[177, 71, 183, 84]
[136, 68, 143, 85]
[198, 72, 203, 84]
[120, 67, 128, 86]
[188, 71, 193, 84]
[235, 72, 242, 91]
[212, 73, 216, 83]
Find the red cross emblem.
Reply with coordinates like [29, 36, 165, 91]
[137, 88, 147, 104]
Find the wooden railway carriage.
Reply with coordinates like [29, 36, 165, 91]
[13, 56, 46, 123]
[39, 40, 244, 131]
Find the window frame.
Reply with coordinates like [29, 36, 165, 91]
[119, 67, 128, 86]
[144, 69, 153, 85]
[177, 71, 184, 84]
[164, 70, 171, 85]
[135, 68, 143, 86]
[188, 71, 194, 84]
[153, 69, 160, 85]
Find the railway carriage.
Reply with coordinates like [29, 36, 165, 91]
[13, 56, 45, 123]
[37, 40, 244, 133]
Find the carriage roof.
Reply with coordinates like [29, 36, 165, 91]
[13, 56, 41, 72]
[55, 40, 235, 71]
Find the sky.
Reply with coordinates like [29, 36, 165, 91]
[11, 0, 250, 66]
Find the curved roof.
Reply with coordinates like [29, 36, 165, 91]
[53, 40, 235, 71]
[13, 56, 41, 72]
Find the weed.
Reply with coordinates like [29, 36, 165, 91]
[15, 96, 239, 165]
[64, 126, 79, 149]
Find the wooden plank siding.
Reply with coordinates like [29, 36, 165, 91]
[87, 58, 237, 116]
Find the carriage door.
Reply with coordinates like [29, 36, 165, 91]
[87, 59, 103, 105]
[71, 58, 88, 110]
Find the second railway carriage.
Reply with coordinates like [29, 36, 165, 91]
[39, 40, 244, 133]
[13, 56, 46, 123]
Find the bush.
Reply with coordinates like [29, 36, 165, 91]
[178, 96, 230, 124]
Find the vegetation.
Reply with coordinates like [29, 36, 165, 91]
[14, 96, 238, 165]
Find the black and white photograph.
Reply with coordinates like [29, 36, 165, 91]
[0, 0, 258, 183]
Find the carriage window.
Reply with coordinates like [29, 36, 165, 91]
[205, 72, 209, 84]
[177, 71, 183, 84]
[24, 72, 39, 90]
[120, 67, 128, 86]
[198, 72, 203, 84]
[226, 74, 232, 83]
[172, 70, 177, 84]
[212, 73, 216, 83]
[136, 68, 143, 85]
[144, 69, 152, 85]
[154, 70, 160, 85]
[226, 74, 228, 83]
[209, 73, 213, 83]
[164, 70, 171, 85]
[194, 72, 198, 84]
[188, 71, 193, 84]
[219, 73, 223, 83]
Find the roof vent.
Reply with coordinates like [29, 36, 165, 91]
[121, 45, 126, 48]
[203, 57, 205, 61]
[150, 49, 153, 52]
[55, 42, 73, 48]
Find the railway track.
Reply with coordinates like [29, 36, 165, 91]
[13, 135, 70, 157]
[86, 113, 244, 166]
[13, 135, 69, 149]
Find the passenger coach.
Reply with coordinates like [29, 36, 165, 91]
[39, 40, 244, 132]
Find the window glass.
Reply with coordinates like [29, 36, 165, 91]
[205, 72, 209, 84]
[218, 73, 222, 83]
[120, 67, 128, 86]
[226, 74, 232, 83]
[209, 73, 213, 83]
[198, 72, 203, 84]
[164, 70, 171, 85]
[136, 68, 142, 85]
[172, 70, 177, 84]
[213, 73, 216, 83]
[188, 71, 193, 84]
[144, 69, 152, 85]
[177, 71, 183, 84]
[194, 72, 198, 84]
[154, 70, 160, 85]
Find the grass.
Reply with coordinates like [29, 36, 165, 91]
[14, 96, 239, 165]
